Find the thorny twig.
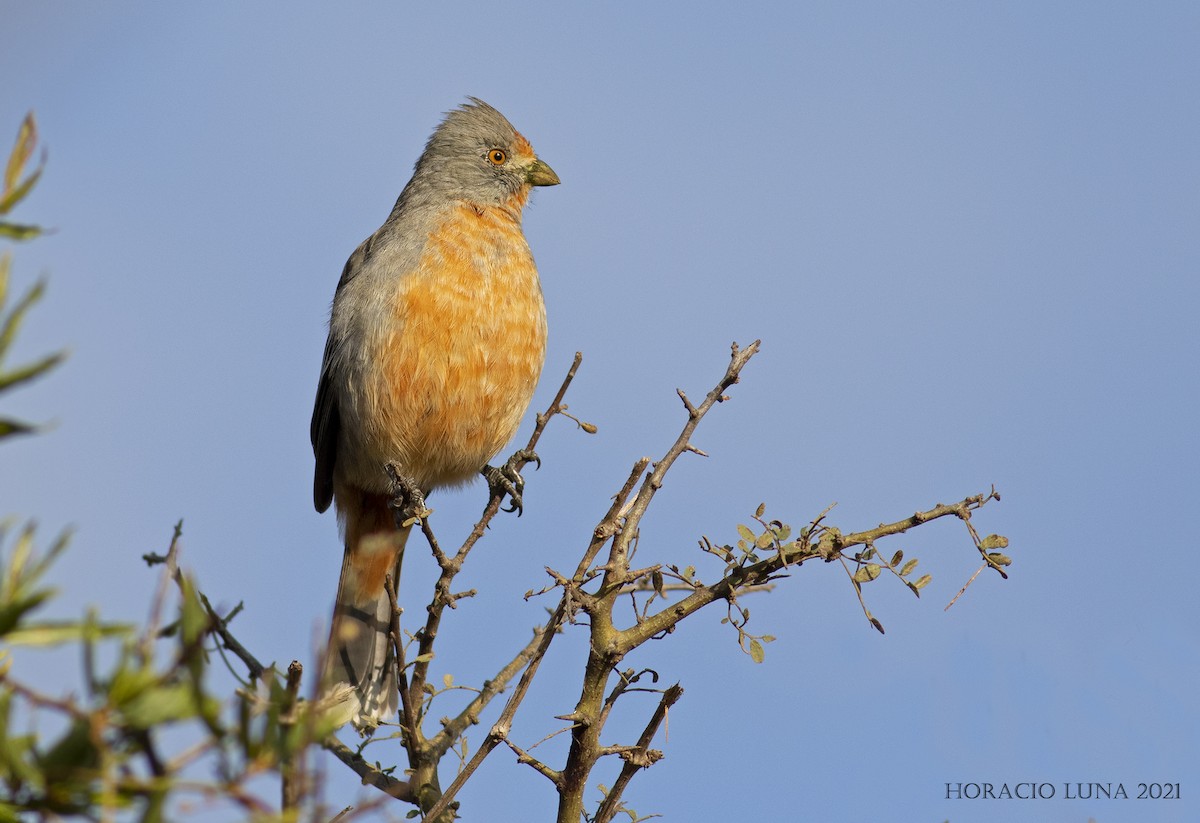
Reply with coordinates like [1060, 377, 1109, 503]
[593, 684, 683, 823]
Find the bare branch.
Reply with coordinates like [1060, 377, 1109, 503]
[321, 736, 414, 803]
[281, 661, 306, 810]
[384, 572, 420, 747]
[594, 684, 684, 823]
[609, 341, 760, 583]
[420, 602, 567, 822]
[945, 562, 988, 611]
[532, 352, 584, 440]
[501, 737, 563, 786]
[199, 593, 265, 681]
[555, 342, 760, 823]
[141, 520, 183, 662]
[622, 489, 1002, 652]
[427, 619, 556, 759]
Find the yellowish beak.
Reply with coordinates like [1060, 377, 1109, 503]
[526, 158, 560, 187]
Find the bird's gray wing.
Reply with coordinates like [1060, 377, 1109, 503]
[311, 236, 376, 513]
[311, 331, 341, 514]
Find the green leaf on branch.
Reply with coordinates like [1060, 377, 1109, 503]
[120, 683, 212, 730]
[3, 113, 39, 198]
[0, 351, 66, 393]
[852, 564, 881, 583]
[0, 223, 41, 241]
[736, 524, 754, 545]
[0, 417, 36, 438]
[3, 619, 131, 647]
[0, 113, 45, 239]
[0, 524, 72, 637]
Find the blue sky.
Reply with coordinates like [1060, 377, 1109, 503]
[3, 3, 1198, 821]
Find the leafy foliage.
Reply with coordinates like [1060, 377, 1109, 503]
[0, 523, 353, 821]
[0, 113, 339, 822]
[0, 113, 63, 440]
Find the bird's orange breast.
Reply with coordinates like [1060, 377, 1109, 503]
[361, 201, 547, 490]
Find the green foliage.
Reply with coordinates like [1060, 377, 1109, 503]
[0, 524, 349, 820]
[0, 113, 45, 242]
[0, 113, 340, 821]
[0, 113, 64, 440]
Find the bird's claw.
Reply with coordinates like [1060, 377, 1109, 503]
[482, 449, 539, 516]
[385, 464, 430, 527]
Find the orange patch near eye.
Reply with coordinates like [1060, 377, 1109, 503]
[512, 132, 535, 160]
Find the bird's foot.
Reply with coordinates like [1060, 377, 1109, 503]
[385, 464, 431, 528]
[482, 449, 540, 516]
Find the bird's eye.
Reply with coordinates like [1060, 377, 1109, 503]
[487, 149, 507, 166]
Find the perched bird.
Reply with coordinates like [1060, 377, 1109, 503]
[311, 99, 558, 727]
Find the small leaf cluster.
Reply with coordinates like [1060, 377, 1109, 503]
[848, 544, 932, 599]
[0, 113, 44, 242]
[0, 523, 355, 821]
[979, 534, 1012, 575]
[0, 114, 64, 440]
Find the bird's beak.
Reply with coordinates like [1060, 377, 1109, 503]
[526, 158, 560, 187]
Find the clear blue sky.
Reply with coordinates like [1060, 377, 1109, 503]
[3, 3, 1198, 821]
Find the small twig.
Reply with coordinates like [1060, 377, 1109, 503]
[838, 556, 885, 634]
[620, 579, 772, 596]
[131, 729, 166, 778]
[473, 352, 584, 543]
[165, 738, 218, 773]
[525, 723, 577, 752]
[607, 342, 760, 585]
[500, 737, 562, 786]
[597, 668, 660, 732]
[945, 562, 988, 611]
[427, 619, 555, 759]
[574, 457, 650, 582]
[420, 602, 567, 823]
[384, 573, 419, 749]
[199, 593, 265, 681]
[593, 684, 684, 823]
[533, 352, 584, 437]
[321, 736, 414, 803]
[281, 661, 306, 810]
[1, 674, 89, 719]
[141, 521, 183, 662]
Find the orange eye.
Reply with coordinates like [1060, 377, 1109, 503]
[487, 148, 507, 166]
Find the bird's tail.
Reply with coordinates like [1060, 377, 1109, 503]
[323, 490, 408, 729]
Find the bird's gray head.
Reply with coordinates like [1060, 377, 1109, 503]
[410, 98, 559, 207]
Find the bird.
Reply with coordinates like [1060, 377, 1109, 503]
[310, 98, 559, 727]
